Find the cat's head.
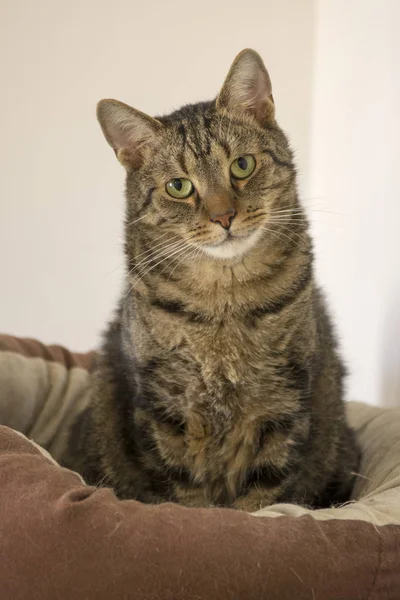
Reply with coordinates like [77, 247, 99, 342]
[97, 49, 297, 263]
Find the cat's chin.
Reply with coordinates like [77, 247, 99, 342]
[202, 229, 262, 261]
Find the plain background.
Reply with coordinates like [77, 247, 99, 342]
[0, 0, 398, 406]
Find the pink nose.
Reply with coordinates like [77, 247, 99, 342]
[210, 209, 236, 230]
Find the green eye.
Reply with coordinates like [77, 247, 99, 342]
[166, 178, 194, 199]
[230, 155, 256, 180]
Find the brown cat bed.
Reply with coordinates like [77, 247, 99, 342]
[0, 334, 399, 599]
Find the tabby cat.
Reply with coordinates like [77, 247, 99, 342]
[63, 49, 360, 510]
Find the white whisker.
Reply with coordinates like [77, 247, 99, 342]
[268, 207, 347, 217]
[131, 232, 177, 262]
[266, 222, 304, 240]
[266, 216, 341, 227]
[126, 214, 148, 227]
[166, 246, 201, 281]
[261, 226, 301, 248]
[130, 242, 193, 288]
[127, 238, 187, 277]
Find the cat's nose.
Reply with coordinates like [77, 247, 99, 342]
[210, 208, 236, 230]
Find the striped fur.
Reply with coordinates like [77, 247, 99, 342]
[63, 50, 360, 510]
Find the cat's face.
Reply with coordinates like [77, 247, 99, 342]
[97, 50, 296, 262]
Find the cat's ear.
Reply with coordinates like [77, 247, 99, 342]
[97, 99, 162, 168]
[216, 49, 275, 124]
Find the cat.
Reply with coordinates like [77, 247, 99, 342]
[63, 49, 360, 510]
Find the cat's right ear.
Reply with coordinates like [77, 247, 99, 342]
[216, 49, 275, 125]
[97, 99, 162, 169]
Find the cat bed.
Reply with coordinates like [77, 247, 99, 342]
[0, 334, 399, 599]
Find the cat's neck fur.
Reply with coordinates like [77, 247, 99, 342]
[125, 202, 312, 324]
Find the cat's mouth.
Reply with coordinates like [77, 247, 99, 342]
[210, 230, 251, 246]
[203, 229, 262, 260]
[211, 232, 237, 245]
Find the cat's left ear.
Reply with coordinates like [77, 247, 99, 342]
[216, 49, 275, 124]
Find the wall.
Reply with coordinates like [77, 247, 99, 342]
[310, 0, 400, 405]
[0, 0, 315, 350]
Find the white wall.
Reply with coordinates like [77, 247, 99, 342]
[0, 0, 315, 351]
[310, 0, 400, 406]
